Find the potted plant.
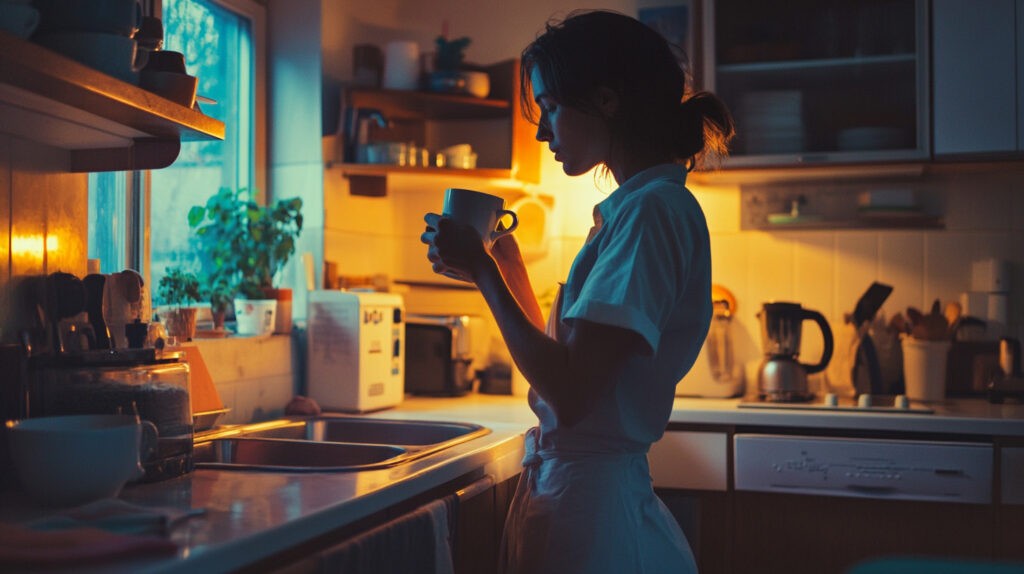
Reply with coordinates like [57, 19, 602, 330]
[427, 35, 489, 97]
[202, 269, 235, 332]
[157, 267, 201, 342]
[188, 187, 303, 336]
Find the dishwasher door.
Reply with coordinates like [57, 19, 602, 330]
[731, 434, 996, 574]
[734, 434, 993, 504]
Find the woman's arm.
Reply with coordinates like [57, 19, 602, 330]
[424, 215, 644, 426]
[490, 234, 545, 330]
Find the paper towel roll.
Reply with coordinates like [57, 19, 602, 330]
[383, 41, 420, 90]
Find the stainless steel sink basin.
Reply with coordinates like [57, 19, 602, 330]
[194, 438, 407, 472]
[193, 416, 490, 472]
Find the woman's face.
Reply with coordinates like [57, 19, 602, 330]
[530, 68, 611, 176]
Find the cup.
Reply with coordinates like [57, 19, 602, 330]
[442, 188, 519, 247]
[901, 337, 951, 402]
[6, 414, 157, 507]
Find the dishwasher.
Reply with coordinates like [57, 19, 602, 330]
[732, 434, 995, 574]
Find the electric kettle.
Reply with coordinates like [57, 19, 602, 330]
[757, 302, 834, 402]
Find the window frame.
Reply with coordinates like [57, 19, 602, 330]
[139, 0, 267, 289]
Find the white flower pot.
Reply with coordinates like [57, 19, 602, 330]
[234, 298, 277, 337]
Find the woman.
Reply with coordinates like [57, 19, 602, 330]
[422, 10, 734, 574]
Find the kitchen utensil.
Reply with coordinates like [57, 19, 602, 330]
[756, 301, 834, 402]
[704, 284, 743, 395]
[83, 273, 111, 349]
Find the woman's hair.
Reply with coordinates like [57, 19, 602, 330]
[520, 9, 735, 170]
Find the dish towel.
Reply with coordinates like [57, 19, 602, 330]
[0, 498, 202, 569]
[320, 497, 455, 574]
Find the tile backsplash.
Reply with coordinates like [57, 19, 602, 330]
[323, 163, 1023, 379]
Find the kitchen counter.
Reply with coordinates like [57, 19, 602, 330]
[1, 394, 1020, 573]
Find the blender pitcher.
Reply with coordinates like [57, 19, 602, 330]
[757, 302, 834, 401]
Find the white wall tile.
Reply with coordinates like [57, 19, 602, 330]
[747, 231, 795, 303]
[878, 232, 925, 320]
[924, 231, 975, 308]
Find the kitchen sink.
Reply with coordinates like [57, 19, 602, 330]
[193, 416, 490, 472]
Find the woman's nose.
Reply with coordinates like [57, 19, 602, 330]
[535, 123, 551, 142]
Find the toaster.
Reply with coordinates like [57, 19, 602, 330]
[405, 314, 475, 396]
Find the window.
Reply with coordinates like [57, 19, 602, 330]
[87, 0, 265, 301]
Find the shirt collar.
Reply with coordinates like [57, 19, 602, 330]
[594, 163, 689, 224]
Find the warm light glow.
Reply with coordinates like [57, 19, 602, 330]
[11, 234, 59, 257]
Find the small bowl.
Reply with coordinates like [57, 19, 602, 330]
[140, 70, 198, 108]
[143, 49, 187, 73]
[6, 414, 151, 507]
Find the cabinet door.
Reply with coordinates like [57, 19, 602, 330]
[704, 0, 929, 168]
[933, 0, 1017, 155]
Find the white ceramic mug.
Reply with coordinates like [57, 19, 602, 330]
[442, 188, 519, 247]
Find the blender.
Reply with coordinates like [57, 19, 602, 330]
[757, 302, 834, 402]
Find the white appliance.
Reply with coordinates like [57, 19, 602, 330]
[734, 434, 993, 504]
[306, 290, 404, 412]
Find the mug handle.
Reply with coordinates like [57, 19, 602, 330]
[490, 209, 519, 242]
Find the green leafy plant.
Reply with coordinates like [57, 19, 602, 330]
[157, 267, 201, 307]
[187, 187, 304, 300]
[434, 35, 471, 72]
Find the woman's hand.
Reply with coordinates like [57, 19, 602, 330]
[421, 212, 490, 283]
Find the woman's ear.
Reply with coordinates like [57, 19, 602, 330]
[593, 87, 619, 118]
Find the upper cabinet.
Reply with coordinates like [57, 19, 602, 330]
[335, 59, 540, 188]
[0, 31, 224, 172]
[932, 0, 1023, 158]
[702, 0, 929, 169]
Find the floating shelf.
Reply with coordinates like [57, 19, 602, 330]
[0, 30, 224, 172]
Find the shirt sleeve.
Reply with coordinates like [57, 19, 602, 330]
[562, 191, 695, 353]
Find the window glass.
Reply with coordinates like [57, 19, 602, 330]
[149, 0, 255, 302]
[87, 172, 129, 273]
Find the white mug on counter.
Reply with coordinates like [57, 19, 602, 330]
[442, 188, 518, 247]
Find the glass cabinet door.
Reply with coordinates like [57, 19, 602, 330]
[703, 0, 928, 168]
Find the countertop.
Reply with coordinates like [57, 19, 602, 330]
[2, 394, 1021, 573]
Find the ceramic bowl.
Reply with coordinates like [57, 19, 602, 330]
[0, 2, 40, 38]
[34, 31, 140, 84]
[33, 0, 141, 36]
[7, 414, 150, 507]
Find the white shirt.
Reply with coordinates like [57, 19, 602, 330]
[530, 163, 712, 453]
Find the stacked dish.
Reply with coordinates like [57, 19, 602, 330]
[32, 0, 143, 84]
[739, 91, 805, 155]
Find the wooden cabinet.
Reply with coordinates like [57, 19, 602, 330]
[702, 0, 929, 169]
[932, 0, 1023, 158]
[337, 59, 540, 193]
[0, 30, 224, 172]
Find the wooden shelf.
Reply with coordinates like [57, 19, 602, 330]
[345, 87, 510, 121]
[339, 163, 514, 180]
[0, 30, 224, 172]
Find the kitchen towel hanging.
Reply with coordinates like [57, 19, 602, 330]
[318, 496, 454, 574]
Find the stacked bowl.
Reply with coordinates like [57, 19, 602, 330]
[32, 0, 143, 84]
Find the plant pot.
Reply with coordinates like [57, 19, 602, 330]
[261, 287, 292, 334]
[234, 298, 276, 337]
[165, 307, 198, 343]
